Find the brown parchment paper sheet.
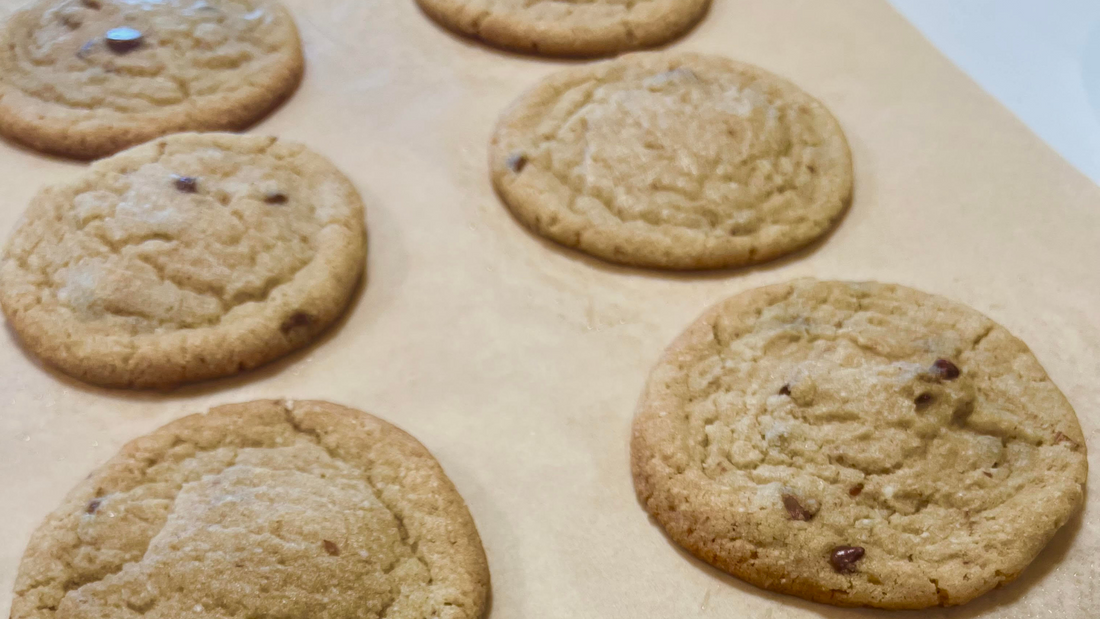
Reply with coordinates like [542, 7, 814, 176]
[1, 0, 1098, 616]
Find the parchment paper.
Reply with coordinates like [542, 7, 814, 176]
[1, 1, 1098, 617]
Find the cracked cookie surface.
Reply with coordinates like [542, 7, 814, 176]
[10, 399, 491, 619]
[631, 279, 1087, 608]
[0, 133, 366, 388]
[0, 0, 303, 159]
[490, 52, 852, 269]
[415, 0, 709, 57]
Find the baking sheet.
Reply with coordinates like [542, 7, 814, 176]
[1, 0, 1098, 617]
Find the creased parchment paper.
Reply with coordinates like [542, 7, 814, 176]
[1, 1, 1097, 617]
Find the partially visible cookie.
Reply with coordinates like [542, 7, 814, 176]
[416, 0, 710, 57]
[490, 52, 852, 270]
[10, 399, 491, 619]
[0, 133, 366, 389]
[632, 279, 1087, 608]
[0, 0, 304, 159]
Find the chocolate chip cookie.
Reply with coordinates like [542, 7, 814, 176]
[490, 52, 852, 270]
[0, 0, 304, 159]
[416, 0, 710, 57]
[0, 133, 366, 388]
[631, 279, 1087, 608]
[10, 400, 491, 619]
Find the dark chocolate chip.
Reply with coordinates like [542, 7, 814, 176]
[849, 484, 863, 497]
[781, 493, 815, 521]
[105, 27, 143, 54]
[280, 311, 312, 334]
[322, 540, 340, 556]
[778, 383, 791, 396]
[829, 545, 865, 574]
[86, 497, 102, 514]
[76, 40, 97, 59]
[264, 191, 288, 205]
[81, 0, 102, 9]
[506, 153, 527, 173]
[931, 358, 960, 380]
[914, 392, 934, 407]
[173, 175, 198, 193]
[982, 471, 993, 478]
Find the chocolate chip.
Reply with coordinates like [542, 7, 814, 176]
[105, 27, 143, 54]
[914, 392, 934, 407]
[81, 0, 102, 8]
[931, 359, 960, 380]
[173, 175, 198, 193]
[1054, 431, 1079, 449]
[781, 493, 815, 521]
[264, 191, 288, 205]
[76, 40, 97, 59]
[322, 540, 340, 556]
[829, 545, 865, 573]
[86, 497, 102, 514]
[280, 311, 312, 334]
[849, 484, 863, 497]
[778, 383, 791, 396]
[506, 153, 527, 173]
[982, 471, 993, 478]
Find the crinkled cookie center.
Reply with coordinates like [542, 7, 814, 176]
[51, 148, 319, 331]
[540, 68, 821, 233]
[7, 0, 280, 111]
[61, 442, 428, 619]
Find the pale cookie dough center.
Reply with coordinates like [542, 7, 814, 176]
[541, 69, 819, 233]
[61, 442, 427, 618]
[52, 150, 319, 331]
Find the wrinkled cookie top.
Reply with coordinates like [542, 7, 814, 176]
[2, 133, 359, 335]
[0, 0, 297, 113]
[12, 400, 490, 619]
[491, 53, 851, 269]
[632, 280, 1087, 608]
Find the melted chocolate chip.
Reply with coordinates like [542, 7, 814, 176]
[264, 191, 288, 205]
[829, 545, 865, 573]
[322, 540, 340, 556]
[86, 497, 102, 514]
[506, 153, 527, 173]
[848, 484, 863, 497]
[781, 493, 814, 521]
[173, 175, 198, 193]
[105, 27, 143, 54]
[982, 471, 993, 478]
[931, 358, 961, 380]
[914, 392, 934, 407]
[76, 40, 97, 59]
[778, 383, 791, 396]
[280, 311, 312, 334]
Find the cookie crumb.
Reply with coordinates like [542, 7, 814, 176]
[322, 540, 340, 556]
[829, 546, 865, 574]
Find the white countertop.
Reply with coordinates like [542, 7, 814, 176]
[890, 0, 1100, 185]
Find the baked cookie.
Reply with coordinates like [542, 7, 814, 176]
[416, 0, 710, 57]
[631, 279, 1087, 608]
[0, 133, 366, 389]
[0, 0, 303, 159]
[10, 399, 491, 619]
[490, 52, 852, 270]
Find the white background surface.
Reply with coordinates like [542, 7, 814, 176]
[890, 0, 1100, 185]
